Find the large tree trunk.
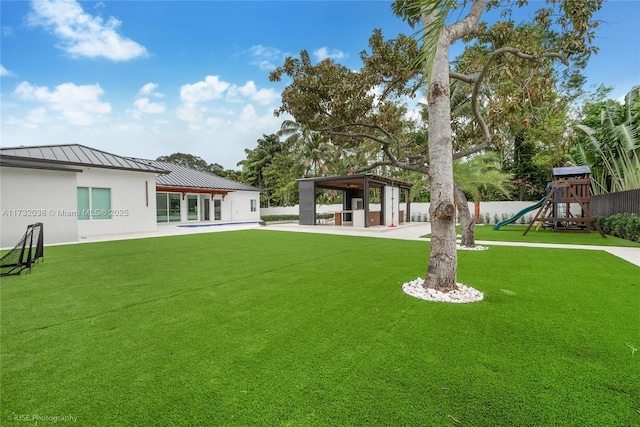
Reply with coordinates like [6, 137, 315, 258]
[454, 183, 475, 248]
[425, 27, 457, 293]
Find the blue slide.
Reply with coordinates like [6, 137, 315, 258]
[493, 197, 546, 230]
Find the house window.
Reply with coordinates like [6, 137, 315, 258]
[77, 187, 111, 220]
[187, 195, 198, 220]
[156, 192, 182, 223]
[77, 187, 90, 220]
[214, 199, 222, 220]
[250, 199, 257, 212]
[91, 188, 111, 219]
[156, 193, 168, 222]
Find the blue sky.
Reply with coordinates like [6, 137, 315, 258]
[1, 0, 638, 169]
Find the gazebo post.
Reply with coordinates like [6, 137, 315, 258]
[364, 176, 370, 228]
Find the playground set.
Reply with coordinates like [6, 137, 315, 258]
[494, 166, 606, 237]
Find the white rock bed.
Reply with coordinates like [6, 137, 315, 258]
[402, 278, 484, 303]
[456, 244, 489, 251]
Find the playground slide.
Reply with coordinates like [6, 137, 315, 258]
[493, 197, 546, 230]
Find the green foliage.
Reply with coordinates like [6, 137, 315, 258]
[237, 134, 295, 206]
[454, 152, 513, 202]
[156, 152, 237, 177]
[595, 213, 640, 243]
[260, 214, 299, 222]
[567, 86, 640, 194]
[269, 31, 428, 176]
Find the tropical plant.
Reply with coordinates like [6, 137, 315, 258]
[454, 152, 513, 203]
[566, 86, 640, 194]
[237, 134, 288, 206]
[277, 120, 331, 177]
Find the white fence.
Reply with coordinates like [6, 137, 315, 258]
[262, 201, 541, 225]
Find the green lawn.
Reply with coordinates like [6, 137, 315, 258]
[1, 230, 639, 426]
[468, 224, 640, 247]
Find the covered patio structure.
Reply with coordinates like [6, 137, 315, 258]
[297, 174, 413, 228]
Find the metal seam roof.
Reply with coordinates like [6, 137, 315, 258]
[0, 144, 168, 174]
[145, 160, 261, 192]
[1, 144, 261, 192]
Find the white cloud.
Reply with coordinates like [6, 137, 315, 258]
[229, 81, 280, 105]
[0, 64, 13, 77]
[27, 0, 147, 61]
[248, 44, 285, 70]
[176, 102, 206, 130]
[131, 83, 165, 118]
[13, 81, 111, 126]
[133, 98, 165, 114]
[177, 75, 280, 130]
[138, 82, 163, 97]
[313, 47, 347, 62]
[180, 75, 230, 103]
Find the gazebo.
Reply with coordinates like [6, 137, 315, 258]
[297, 174, 413, 228]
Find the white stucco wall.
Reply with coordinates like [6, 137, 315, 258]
[76, 167, 158, 238]
[0, 167, 79, 247]
[263, 200, 548, 224]
[223, 191, 261, 222]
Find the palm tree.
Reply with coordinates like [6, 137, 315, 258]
[453, 152, 513, 247]
[277, 120, 332, 177]
[237, 134, 284, 206]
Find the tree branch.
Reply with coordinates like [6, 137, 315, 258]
[447, 0, 486, 41]
[356, 159, 429, 175]
[470, 47, 569, 145]
[449, 71, 475, 84]
[453, 140, 492, 160]
[324, 130, 390, 146]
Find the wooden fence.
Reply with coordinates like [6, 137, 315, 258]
[591, 189, 640, 216]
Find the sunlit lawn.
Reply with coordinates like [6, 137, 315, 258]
[1, 230, 638, 425]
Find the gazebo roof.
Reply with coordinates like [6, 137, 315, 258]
[297, 174, 412, 191]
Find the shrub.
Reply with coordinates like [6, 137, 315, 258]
[595, 213, 640, 242]
[413, 212, 429, 222]
[261, 215, 299, 222]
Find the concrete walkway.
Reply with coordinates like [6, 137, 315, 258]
[264, 222, 640, 268]
[66, 220, 639, 268]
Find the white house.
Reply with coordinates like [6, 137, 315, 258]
[0, 144, 262, 247]
[139, 159, 262, 226]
